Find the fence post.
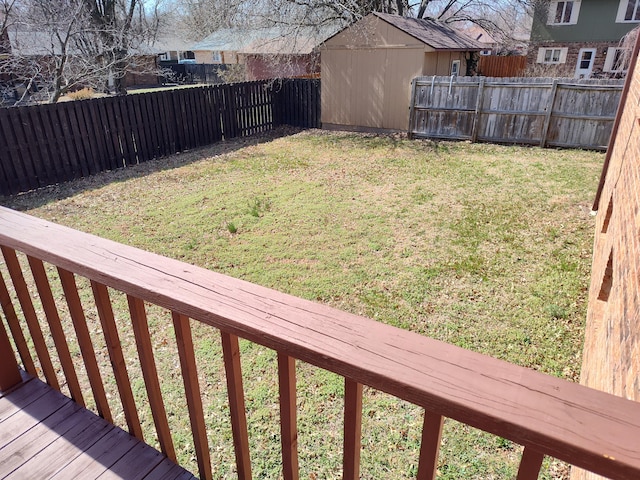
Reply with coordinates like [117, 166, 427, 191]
[408, 78, 418, 139]
[540, 79, 559, 148]
[471, 78, 486, 143]
[0, 315, 22, 392]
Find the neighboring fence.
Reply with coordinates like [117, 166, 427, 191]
[0, 78, 320, 196]
[161, 64, 235, 85]
[408, 76, 624, 150]
[477, 56, 527, 77]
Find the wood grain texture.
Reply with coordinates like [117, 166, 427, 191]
[91, 281, 143, 441]
[2, 207, 640, 479]
[221, 331, 252, 480]
[1, 246, 59, 389]
[278, 353, 299, 480]
[343, 379, 362, 480]
[58, 267, 112, 422]
[416, 411, 444, 480]
[127, 295, 176, 461]
[0, 269, 36, 375]
[28, 256, 84, 405]
[172, 312, 212, 480]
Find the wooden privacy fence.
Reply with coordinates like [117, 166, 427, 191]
[0, 78, 320, 197]
[408, 76, 624, 150]
[477, 56, 527, 78]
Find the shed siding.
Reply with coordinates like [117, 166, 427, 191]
[322, 46, 423, 130]
[324, 14, 424, 48]
[424, 51, 467, 76]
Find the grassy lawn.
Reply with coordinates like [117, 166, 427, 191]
[1, 129, 602, 479]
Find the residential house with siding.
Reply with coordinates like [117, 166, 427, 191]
[528, 0, 639, 77]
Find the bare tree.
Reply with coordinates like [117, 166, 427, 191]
[0, 0, 162, 103]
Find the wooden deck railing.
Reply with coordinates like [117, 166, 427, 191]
[1, 205, 640, 479]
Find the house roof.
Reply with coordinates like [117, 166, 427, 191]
[191, 26, 338, 55]
[373, 12, 483, 51]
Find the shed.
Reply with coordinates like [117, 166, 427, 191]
[320, 12, 482, 131]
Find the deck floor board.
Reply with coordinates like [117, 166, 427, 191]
[0, 378, 196, 480]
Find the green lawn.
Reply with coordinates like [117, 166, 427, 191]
[1, 129, 603, 478]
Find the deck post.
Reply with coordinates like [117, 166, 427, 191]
[0, 314, 22, 392]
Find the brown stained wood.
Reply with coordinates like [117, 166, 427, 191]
[58, 267, 112, 422]
[3, 208, 640, 479]
[1, 246, 59, 389]
[27, 256, 84, 405]
[0, 313, 21, 392]
[343, 379, 362, 480]
[277, 353, 299, 480]
[0, 269, 36, 375]
[517, 447, 545, 480]
[91, 281, 144, 440]
[172, 312, 212, 480]
[221, 331, 252, 480]
[416, 411, 444, 480]
[127, 295, 176, 461]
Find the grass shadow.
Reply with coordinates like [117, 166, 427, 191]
[1, 126, 304, 212]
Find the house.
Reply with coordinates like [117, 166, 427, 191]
[319, 12, 482, 132]
[528, 0, 640, 77]
[189, 27, 335, 81]
[570, 23, 640, 480]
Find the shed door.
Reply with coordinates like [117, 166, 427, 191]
[575, 48, 596, 78]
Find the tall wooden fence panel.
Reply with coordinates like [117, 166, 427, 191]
[408, 76, 624, 150]
[477, 56, 527, 78]
[0, 79, 320, 196]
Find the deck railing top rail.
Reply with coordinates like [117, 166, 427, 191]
[1, 205, 640, 479]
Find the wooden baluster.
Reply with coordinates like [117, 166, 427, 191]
[58, 268, 112, 422]
[416, 411, 444, 480]
[0, 310, 21, 392]
[172, 312, 212, 480]
[343, 379, 363, 480]
[28, 256, 84, 405]
[278, 353, 299, 480]
[91, 280, 143, 440]
[1, 246, 59, 389]
[517, 447, 545, 480]
[0, 269, 36, 375]
[221, 331, 252, 480]
[127, 295, 176, 461]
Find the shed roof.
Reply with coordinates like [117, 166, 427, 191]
[373, 12, 483, 51]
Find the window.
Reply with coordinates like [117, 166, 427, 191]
[451, 60, 460, 76]
[616, 0, 640, 22]
[604, 47, 629, 72]
[479, 49, 492, 56]
[536, 47, 568, 64]
[212, 51, 222, 63]
[547, 1, 581, 25]
[158, 52, 169, 61]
